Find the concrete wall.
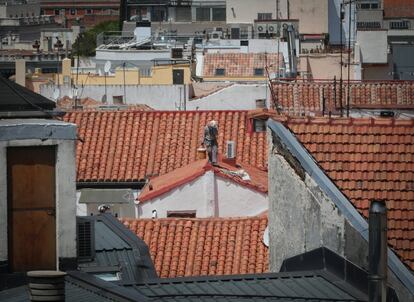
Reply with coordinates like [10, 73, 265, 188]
[357, 30, 387, 64]
[138, 172, 215, 218]
[40, 84, 190, 110]
[187, 84, 270, 110]
[290, 0, 329, 34]
[0, 2, 40, 19]
[137, 171, 268, 218]
[268, 128, 413, 301]
[298, 53, 357, 80]
[226, 0, 283, 24]
[216, 176, 268, 217]
[0, 120, 77, 270]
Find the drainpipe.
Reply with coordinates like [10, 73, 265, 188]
[368, 200, 387, 302]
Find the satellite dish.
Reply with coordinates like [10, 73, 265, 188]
[104, 60, 111, 73]
[53, 88, 60, 100]
[262, 226, 269, 247]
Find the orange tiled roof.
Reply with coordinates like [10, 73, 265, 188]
[271, 81, 414, 115]
[121, 216, 269, 278]
[277, 116, 414, 270]
[203, 53, 284, 77]
[63, 110, 267, 182]
[139, 158, 268, 202]
[384, 0, 414, 18]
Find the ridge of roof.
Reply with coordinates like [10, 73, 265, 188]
[273, 116, 414, 126]
[138, 158, 268, 203]
[138, 159, 211, 202]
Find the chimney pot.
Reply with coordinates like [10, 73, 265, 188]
[27, 270, 67, 302]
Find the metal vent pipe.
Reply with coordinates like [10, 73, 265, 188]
[28, 271, 67, 301]
[368, 199, 388, 302]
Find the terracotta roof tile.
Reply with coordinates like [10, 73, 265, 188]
[139, 158, 268, 202]
[121, 216, 269, 278]
[64, 110, 268, 182]
[271, 81, 414, 115]
[277, 116, 414, 270]
[203, 53, 284, 77]
[384, 0, 414, 18]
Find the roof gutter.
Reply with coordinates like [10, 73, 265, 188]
[77, 181, 146, 190]
[267, 119, 414, 296]
[0, 110, 66, 118]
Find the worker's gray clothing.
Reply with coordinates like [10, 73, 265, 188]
[204, 125, 218, 164]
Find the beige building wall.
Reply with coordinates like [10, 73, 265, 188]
[298, 54, 356, 80]
[57, 64, 192, 86]
[226, 0, 288, 24]
[290, 0, 329, 34]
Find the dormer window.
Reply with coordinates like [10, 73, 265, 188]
[254, 119, 266, 132]
[254, 68, 264, 76]
[215, 68, 225, 76]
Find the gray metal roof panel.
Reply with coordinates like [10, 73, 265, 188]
[267, 119, 414, 295]
[127, 273, 362, 301]
[95, 221, 131, 251]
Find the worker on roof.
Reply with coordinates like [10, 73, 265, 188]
[203, 120, 218, 165]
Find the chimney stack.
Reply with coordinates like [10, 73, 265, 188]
[368, 200, 388, 302]
[15, 59, 26, 88]
[27, 271, 67, 301]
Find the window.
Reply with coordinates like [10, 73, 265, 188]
[196, 7, 210, 21]
[167, 211, 196, 218]
[257, 13, 272, 21]
[86, 9, 92, 14]
[70, 9, 76, 15]
[390, 21, 410, 30]
[151, 7, 166, 21]
[176, 7, 191, 21]
[113, 95, 124, 105]
[254, 119, 266, 132]
[215, 68, 225, 76]
[212, 7, 226, 21]
[240, 40, 249, 46]
[357, 22, 381, 29]
[254, 68, 264, 76]
[94, 272, 120, 281]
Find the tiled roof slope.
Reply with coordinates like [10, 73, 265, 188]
[139, 159, 268, 202]
[271, 81, 414, 115]
[121, 217, 269, 278]
[203, 53, 283, 77]
[278, 116, 414, 270]
[64, 110, 267, 182]
[384, 0, 414, 18]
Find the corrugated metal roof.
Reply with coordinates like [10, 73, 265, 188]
[78, 214, 157, 284]
[0, 280, 115, 302]
[0, 76, 55, 112]
[125, 272, 364, 301]
[95, 221, 131, 251]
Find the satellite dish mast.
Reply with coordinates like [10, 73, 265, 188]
[103, 61, 111, 103]
[53, 88, 60, 100]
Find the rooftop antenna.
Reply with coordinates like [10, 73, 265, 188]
[103, 60, 111, 103]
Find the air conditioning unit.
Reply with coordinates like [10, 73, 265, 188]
[256, 24, 266, 33]
[226, 141, 236, 159]
[209, 31, 223, 40]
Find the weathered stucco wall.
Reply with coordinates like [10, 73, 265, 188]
[137, 171, 268, 218]
[267, 128, 413, 301]
[187, 84, 270, 110]
[40, 84, 189, 110]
